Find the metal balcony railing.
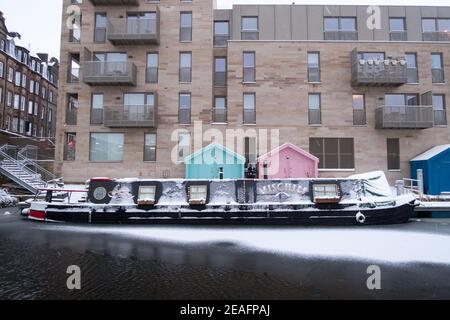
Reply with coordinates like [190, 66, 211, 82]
[324, 31, 358, 40]
[214, 34, 229, 47]
[83, 61, 137, 86]
[308, 109, 321, 125]
[243, 109, 256, 124]
[146, 67, 158, 83]
[389, 31, 407, 41]
[212, 108, 227, 123]
[94, 28, 107, 42]
[351, 50, 407, 86]
[406, 68, 418, 83]
[432, 69, 445, 84]
[241, 31, 259, 40]
[353, 109, 366, 125]
[375, 105, 434, 129]
[104, 105, 157, 128]
[179, 67, 191, 83]
[434, 110, 448, 126]
[214, 71, 227, 87]
[308, 67, 321, 83]
[90, 0, 139, 6]
[108, 17, 159, 45]
[243, 67, 255, 83]
[422, 32, 450, 41]
[179, 108, 191, 124]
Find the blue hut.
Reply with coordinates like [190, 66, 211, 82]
[410, 144, 450, 195]
[185, 143, 245, 179]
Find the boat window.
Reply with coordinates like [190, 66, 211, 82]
[313, 184, 341, 203]
[189, 185, 208, 204]
[138, 186, 156, 204]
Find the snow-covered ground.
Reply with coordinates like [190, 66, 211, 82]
[37, 222, 450, 265]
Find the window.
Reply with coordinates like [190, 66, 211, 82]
[310, 138, 355, 170]
[308, 93, 321, 125]
[178, 132, 191, 162]
[64, 133, 76, 161]
[214, 57, 227, 87]
[243, 52, 255, 83]
[385, 94, 418, 106]
[15, 71, 21, 86]
[144, 133, 157, 161]
[8, 67, 13, 82]
[189, 185, 208, 204]
[126, 12, 157, 36]
[13, 94, 20, 110]
[179, 52, 192, 83]
[12, 117, 18, 132]
[214, 21, 229, 47]
[179, 93, 191, 124]
[244, 137, 257, 166]
[422, 19, 436, 32]
[68, 53, 80, 83]
[405, 53, 418, 83]
[0, 87, 2, 105]
[146, 53, 158, 83]
[389, 18, 407, 40]
[213, 96, 227, 123]
[138, 186, 156, 205]
[19, 119, 24, 133]
[0, 62, 3, 78]
[69, 13, 82, 43]
[307, 52, 320, 83]
[243, 93, 256, 124]
[7, 91, 12, 107]
[90, 133, 124, 162]
[431, 53, 444, 83]
[432, 94, 447, 126]
[123, 93, 155, 122]
[180, 12, 192, 42]
[29, 80, 34, 93]
[357, 52, 385, 61]
[66, 93, 78, 125]
[422, 18, 450, 41]
[387, 138, 400, 170]
[94, 13, 107, 43]
[352, 94, 366, 125]
[91, 93, 103, 124]
[324, 17, 357, 40]
[28, 100, 33, 115]
[241, 17, 258, 40]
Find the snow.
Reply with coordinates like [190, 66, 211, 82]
[349, 171, 393, 198]
[411, 144, 450, 161]
[0, 189, 17, 207]
[39, 224, 450, 265]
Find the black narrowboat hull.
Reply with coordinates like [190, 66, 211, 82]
[40, 202, 414, 226]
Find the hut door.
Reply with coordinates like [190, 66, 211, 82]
[284, 156, 293, 179]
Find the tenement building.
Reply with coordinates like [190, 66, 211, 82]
[56, 0, 450, 183]
[0, 12, 59, 146]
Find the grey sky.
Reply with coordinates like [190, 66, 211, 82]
[0, 0, 448, 60]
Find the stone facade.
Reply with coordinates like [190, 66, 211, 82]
[56, 1, 450, 183]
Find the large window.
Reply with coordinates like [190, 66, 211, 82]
[180, 12, 192, 42]
[69, 13, 81, 43]
[431, 53, 444, 83]
[64, 133, 77, 161]
[179, 93, 191, 124]
[144, 133, 157, 162]
[352, 94, 366, 126]
[214, 57, 227, 87]
[213, 96, 227, 123]
[179, 52, 192, 83]
[241, 17, 258, 40]
[146, 53, 158, 83]
[90, 133, 124, 162]
[68, 53, 80, 83]
[389, 17, 407, 40]
[387, 138, 400, 171]
[243, 52, 255, 83]
[90, 93, 103, 124]
[308, 93, 321, 125]
[178, 133, 191, 162]
[94, 13, 107, 42]
[214, 21, 229, 47]
[324, 17, 357, 40]
[66, 93, 78, 125]
[405, 53, 418, 83]
[310, 138, 355, 170]
[0, 62, 3, 78]
[243, 93, 256, 124]
[422, 18, 450, 41]
[432, 94, 447, 126]
[307, 52, 320, 83]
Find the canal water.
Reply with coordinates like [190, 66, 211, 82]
[1, 208, 450, 299]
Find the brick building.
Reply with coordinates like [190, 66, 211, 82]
[56, 0, 450, 183]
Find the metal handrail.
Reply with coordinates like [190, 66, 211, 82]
[0, 146, 45, 183]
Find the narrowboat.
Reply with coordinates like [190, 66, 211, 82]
[24, 171, 417, 225]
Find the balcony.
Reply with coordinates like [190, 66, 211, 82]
[104, 104, 157, 128]
[90, 0, 139, 5]
[243, 109, 256, 124]
[108, 16, 159, 45]
[324, 31, 358, 41]
[351, 50, 407, 86]
[83, 61, 137, 86]
[212, 108, 227, 123]
[422, 32, 450, 41]
[390, 31, 407, 41]
[375, 105, 434, 129]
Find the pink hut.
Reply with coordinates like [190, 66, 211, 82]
[257, 143, 319, 179]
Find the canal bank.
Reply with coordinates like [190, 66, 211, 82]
[1, 208, 450, 299]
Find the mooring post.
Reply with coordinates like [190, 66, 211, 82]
[417, 169, 424, 196]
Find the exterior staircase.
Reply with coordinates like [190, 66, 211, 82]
[0, 145, 56, 194]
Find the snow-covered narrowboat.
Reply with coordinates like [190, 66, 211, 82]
[25, 171, 417, 225]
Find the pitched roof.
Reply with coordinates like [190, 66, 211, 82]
[184, 143, 245, 163]
[411, 144, 450, 161]
[257, 143, 319, 163]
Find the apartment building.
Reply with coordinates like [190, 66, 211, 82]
[0, 12, 59, 145]
[56, 1, 450, 183]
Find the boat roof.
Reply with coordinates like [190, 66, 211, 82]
[411, 144, 450, 161]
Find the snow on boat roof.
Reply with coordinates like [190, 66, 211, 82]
[411, 144, 450, 161]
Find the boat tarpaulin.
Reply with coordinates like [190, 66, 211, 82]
[349, 171, 392, 198]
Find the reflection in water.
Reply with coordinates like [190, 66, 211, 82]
[1, 209, 450, 299]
